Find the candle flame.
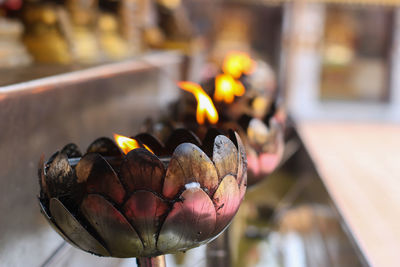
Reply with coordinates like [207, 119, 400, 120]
[113, 134, 154, 154]
[214, 74, 245, 104]
[178, 81, 219, 125]
[222, 51, 256, 79]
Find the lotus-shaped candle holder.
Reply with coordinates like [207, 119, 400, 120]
[158, 84, 284, 188]
[238, 111, 284, 187]
[38, 129, 247, 265]
[178, 88, 285, 187]
[184, 55, 285, 187]
[205, 99, 284, 188]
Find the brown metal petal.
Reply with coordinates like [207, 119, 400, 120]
[262, 118, 284, 156]
[134, 133, 167, 156]
[164, 128, 201, 154]
[80, 194, 144, 257]
[247, 147, 260, 176]
[247, 118, 270, 145]
[49, 198, 110, 256]
[239, 171, 247, 201]
[45, 152, 78, 200]
[87, 137, 123, 158]
[123, 191, 169, 254]
[163, 143, 219, 199]
[157, 187, 216, 253]
[61, 143, 82, 158]
[259, 152, 281, 175]
[39, 199, 77, 248]
[247, 118, 284, 186]
[119, 148, 165, 194]
[201, 128, 224, 157]
[212, 175, 240, 234]
[231, 131, 247, 186]
[212, 135, 238, 181]
[75, 153, 126, 205]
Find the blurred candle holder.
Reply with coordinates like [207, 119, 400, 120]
[209, 52, 285, 187]
[235, 104, 285, 187]
[174, 52, 285, 187]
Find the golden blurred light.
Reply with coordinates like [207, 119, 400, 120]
[222, 51, 256, 79]
[178, 81, 219, 125]
[214, 74, 245, 104]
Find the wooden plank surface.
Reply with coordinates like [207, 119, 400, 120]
[297, 122, 400, 267]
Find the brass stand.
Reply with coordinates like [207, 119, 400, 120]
[136, 256, 166, 267]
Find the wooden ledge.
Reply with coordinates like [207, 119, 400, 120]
[297, 121, 400, 267]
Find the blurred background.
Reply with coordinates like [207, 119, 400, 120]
[0, 0, 399, 266]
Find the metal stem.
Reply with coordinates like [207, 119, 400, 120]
[206, 230, 231, 267]
[136, 256, 166, 267]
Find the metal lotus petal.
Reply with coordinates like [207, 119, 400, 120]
[212, 174, 241, 234]
[148, 120, 175, 143]
[61, 143, 82, 158]
[231, 131, 247, 187]
[45, 152, 77, 199]
[163, 143, 218, 199]
[75, 153, 126, 205]
[261, 119, 284, 152]
[247, 118, 270, 145]
[87, 137, 123, 158]
[119, 148, 165, 194]
[265, 118, 285, 154]
[123, 191, 169, 254]
[134, 133, 167, 156]
[201, 128, 224, 157]
[239, 172, 247, 201]
[39, 129, 247, 258]
[49, 198, 110, 256]
[247, 152, 283, 186]
[164, 128, 201, 154]
[247, 148, 260, 176]
[259, 152, 281, 174]
[247, 118, 284, 186]
[212, 135, 238, 180]
[234, 131, 248, 200]
[39, 199, 76, 247]
[80, 194, 143, 258]
[157, 187, 216, 253]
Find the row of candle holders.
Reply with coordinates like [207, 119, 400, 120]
[37, 52, 285, 266]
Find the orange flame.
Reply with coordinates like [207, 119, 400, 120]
[222, 51, 256, 79]
[113, 134, 154, 154]
[214, 74, 245, 104]
[178, 81, 219, 125]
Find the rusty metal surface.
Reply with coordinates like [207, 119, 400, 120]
[0, 51, 182, 266]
